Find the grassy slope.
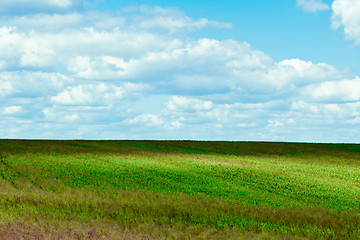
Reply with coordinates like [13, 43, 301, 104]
[0, 140, 360, 239]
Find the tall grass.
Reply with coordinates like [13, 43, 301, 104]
[0, 140, 360, 239]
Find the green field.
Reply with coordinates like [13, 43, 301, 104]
[0, 140, 360, 239]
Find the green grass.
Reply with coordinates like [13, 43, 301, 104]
[0, 140, 360, 239]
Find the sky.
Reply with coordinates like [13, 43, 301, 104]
[1, 0, 360, 142]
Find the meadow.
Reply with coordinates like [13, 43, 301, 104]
[0, 139, 359, 239]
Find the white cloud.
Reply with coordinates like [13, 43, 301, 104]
[0, 26, 57, 69]
[3, 106, 22, 114]
[51, 83, 124, 105]
[0, 4, 359, 141]
[125, 114, 164, 127]
[291, 101, 360, 120]
[277, 59, 337, 80]
[167, 96, 213, 112]
[67, 56, 98, 79]
[63, 113, 80, 122]
[262, 59, 343, 91]
[332, 0, 360, 45]
[0, 11, 344, 97]
[347, 116, 360, 124]
[0, 81, 13, 97]
[291, 101, 320, 113]
[139, 16, 231, 32]
[267, 120, 283, 128]
[124, 113, 184, 130]
[302, 76, 360, 102]
[0, 71, 71, 97]
[51, 85, 93, 105]
[73, 37, 342, 96]
[0, 19, 181, 70]
[296, 0, 330, 13]
[43, 108, 80, 122]
[238, 123, 256, 128]
[132, 5, 232, 33]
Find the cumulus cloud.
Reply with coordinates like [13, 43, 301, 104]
[63, 37, 343, 97]
[167, 96, 213, 112]
[52, 85, 95, 105]
[0, 9, 344, 97]
[2, 106, 22, 115]
[0, 4, 359, 141]
[302, 76, 360, 102]
[291, 101, 360, 121]
[262, 59, 344, 90]
[125, 114, 164, 127]
[0, 81, 13, 97]
[0, 71, 72, 98]
[51, 81, 151, 106]
[296, 0, 330, 13]
[277, 59, 338, 80]
[331, 0, 360, 45]
[43, 108, 80, 122]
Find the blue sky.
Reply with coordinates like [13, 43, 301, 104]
[1, 0, 360, 142]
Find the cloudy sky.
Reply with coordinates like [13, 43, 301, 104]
[1, 0, 360, 142]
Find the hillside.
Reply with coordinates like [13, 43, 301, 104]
[1, 140, 360, 239]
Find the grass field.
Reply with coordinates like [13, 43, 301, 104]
[0, 140, 360, 239]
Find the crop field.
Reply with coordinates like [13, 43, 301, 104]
[0, 140, 360, 239]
